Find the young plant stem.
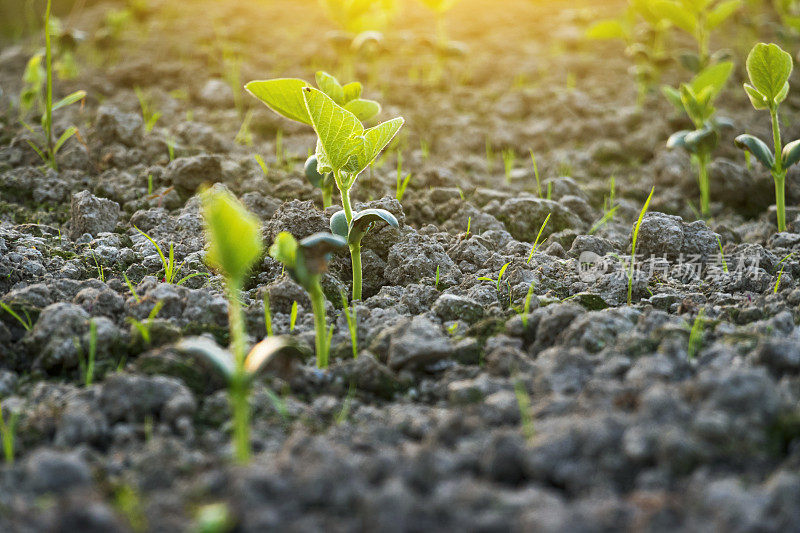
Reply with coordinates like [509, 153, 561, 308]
[322, 184, 333, 209]
[226, 279, 250, 463]
[308, 277, 329, 368]
[697, 152, 711, 218]
[336, 172, 363, 300]
[770, 107, 787, 232]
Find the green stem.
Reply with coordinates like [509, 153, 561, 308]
[698, 153, 710, 218]
[337, 176, 363, 300]
[226, 279, 250, 463]
[771, 107, 786, 232]
[322, 183, 333, 209]
[308, 278, 329, 368]
[44, 0, 54, 167]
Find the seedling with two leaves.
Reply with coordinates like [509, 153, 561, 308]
[650, 0, 742, 72]
[246, 71, 383, 209]
[734, 43, 800, 233]
[270, 231, 348, 369]
[664, 61, 734, 217]
[246, 75, 404, 301]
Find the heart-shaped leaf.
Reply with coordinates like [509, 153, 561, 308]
[782, 139, 800, 168]
[735, 134, 776, 168]
[343, 117, 404, 177]
[245, 79, 311, 125]
[303, 87, 364, 174]
[347, 208, 399, 244]
[344, 99, 381, 122]
[315, 71, 345, 105]
[329, 210, 349, 239]
[746, 43, 793, 107]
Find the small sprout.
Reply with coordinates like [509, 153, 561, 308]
[395, 152, 412, 202]
[589, 206, 619, 235]
[435, 265, 441, 290]
[526, 213, 551, 263]
[466, 216, 472, 237]
[530, 151, 542, 198]
[128, 300, 164, 346]
[774, 253, 794, 293]
[254, 154, 268, 176]
[234, 109, 255, 146]
[478, 261, 511, 293]
[269, 231, 348, 368]
[419, 0, 462, 47]
[687, 308, 706, 360]
[134, 227, 210, 285]
[147, 173, 153, 196]
[520, 281, 536, 327]
[664, 61, 733, 217]
[716, 236, 728, 273]
[735, 43, 799, 232]
[513, 379, 535, 441]
[200, 188, 264, 463]
[0, 301, 33, 331]
[629, 187, 655, 305]
[502, 147, 515, 185]
[446, 322, 459, 336]
[135, 86, 161, 133]
[0, 401, 20, 464]
[335, 382, 357, 425]
[79, 318, 97, 387]
[289, 300, 298, 332]
[420, 139, 430, 160]
[263, 293, 273, 337]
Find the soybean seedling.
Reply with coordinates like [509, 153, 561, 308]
[246, 71, 385, 210]
[199, 188, 266, 463]
[628, 187, 655, 305]
[587, 0, 671, 104]
[22, 0, 86, 171]
[650, 0, 742, 72]
[270, 231, 348, 368]
[734, 43, 800, 233]
[663, 61, 733, 217]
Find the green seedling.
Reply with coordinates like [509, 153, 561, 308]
[147, 173, 153, 196]
[254, 154, 268, 176]
[588, 0, 671, 103]
[395, 152, 412, 201]
[330, 206, 400, 300]
[289, 300, 298, 332]
[340, 290, 358, 358]
[526, 213, 551, 263]
[513, 379, 535, 441]
[19, 53, 44, 119]
[90, 249, 105, 281]
[263, 293, 273, 337]
[270, 231, 348, 368]
[716, 236, 728, 273]
[603, 176, 617, 218]
[0, 401, 19, 464]
[589, 206, 619, 235]
[465, 216, 472, 237]
[200, 187, 265, 463]
[502, 148, 515, 185]
[134, 226, 209, 285]
[664, 61, 733, 217]
[0, 302, 33, 331]
[128, 300, 164, 346]
[629, 187, 655, 305]
[650, 0, 742, 71]
[734, 43, 800, 233]
[485, 136, 495, 172]
[135, 86, 161, 133]
[529, 151, 543, 198]
[687, 308, 705, 360]
[435, 265, 441, 290]
[113, 484, 148, 533]
[512, 281, 537, 327]
[478, 261, 511, 292]
[246, 71, 384, 211]
[774, 253, 794, 293]
[22, 0, 86, 170]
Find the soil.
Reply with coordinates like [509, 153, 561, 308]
[1, 0, 800, 531]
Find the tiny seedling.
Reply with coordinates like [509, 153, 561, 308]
[263, 293, 273, 337]
[628, 187, 655, 305]
[716, 236, 728, 273]
[589, 206, 619, 235]
[478, 261, 511, 293]
[734, 43, 800, 233]
[687, 308, 706, 360]
[650, 0, 742, 72]
[128, 300, 164, 346]
[502, 148, 515, 185]
[465, 216, 472, 237]
[485, 136, 496, 172]
[0, 302, 33, 331]
[235, 109, 255, 146]
[340, 290, 358, 358]
[395, 152, 412, 202]
[200, 187, 265, 463]
[90, 249, 105, 282]
[530, 151, 543, 198]
[513, 379, 535, 441]
[254, 154, 268, 176]
[435, 265, 441, 290]
[135, 86, 161, 133]
[526, 213, 551, 263]
[270, 231, 348, 368]
[147, 173, 153, 196]
[289, 300, 298, 332]
[22, 0, 86, 170]
[774, 253, 794, 293]
[664, 61, 733, 217]
[134, 227, 209, 285]
[0, 401, 19, 464]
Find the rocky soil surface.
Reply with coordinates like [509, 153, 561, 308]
[1, 0, 800, 531]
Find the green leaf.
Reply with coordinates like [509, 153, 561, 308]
[743, 83, 769, 110]
[586, 20, 627, 40]
[269, 232, 298, 270]
[347, 208, 399, 244]
[781, 139, 800, 168]
[202, 188, 264, 282]
[303, 87, 364, 173]
[707, 0, 742, 29]
[745, 43, 793, 107]
[342, 82, 362, 103]
[245, 79, 311, 125]
[735, 134, 776, 169]
[52, 90, 86, 112]
[315, 71, 345, 105]
[662, 85, 684, 112]
[651, 0, 697, 33]
[690, 61, 733, 100]
[344, 99, 381, 122]
[53, 126, 78, 155]
[344, 117, 404, 176]
[329, 210, 349, 239]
